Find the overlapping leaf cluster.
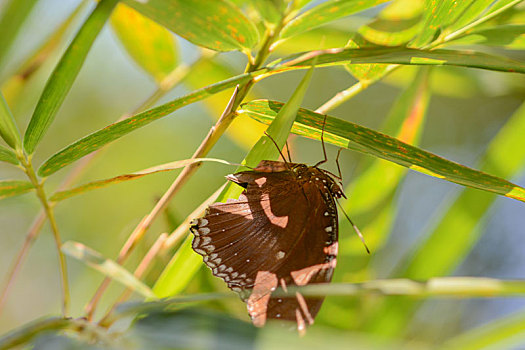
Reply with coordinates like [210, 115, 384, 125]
[0, 0, 524, 348]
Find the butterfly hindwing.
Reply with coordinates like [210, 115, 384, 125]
[190, 161, 341, 329]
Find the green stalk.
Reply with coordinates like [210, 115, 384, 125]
[17, 153, 69, 316]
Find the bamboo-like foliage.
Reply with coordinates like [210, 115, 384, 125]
[0, 0, 524, 348]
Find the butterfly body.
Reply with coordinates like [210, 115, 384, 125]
[190, 160, 343, 330]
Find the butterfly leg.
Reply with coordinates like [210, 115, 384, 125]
[314, 115, 328, 167]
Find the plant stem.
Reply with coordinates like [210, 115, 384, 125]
[94, 183, 226, 327]
[0, 211, 46, 315]
[316, 64, 398, 114]
[314, 0, 524, 114]
[0, 56, 200, 318]
[97, 233, 168, 327]
[85, 11, 290, 321]
[17, 153, 69, 316]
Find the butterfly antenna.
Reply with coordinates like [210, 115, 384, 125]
[314, 114, 328, 168]
[264, 131, 291, 170]
[336, 201, 370, 254]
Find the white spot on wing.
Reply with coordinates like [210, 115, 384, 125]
[199, 227, 210, 235]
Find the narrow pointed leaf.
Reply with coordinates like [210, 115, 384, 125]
[1, 1, 89, 104]
[364, 101, 525, 337]
[446, 24, 525, 50]
[344, 34, 391, 82]
[0, 145, 19, 165]
[23, 0, 119, 155]
[0, 180, 34, 199]
[0, 317, 73, 350]
[0, 0, 38, 76]
[275, 277, 525, 298]
[111, 3, 179, 82]
[123, 0, 259, 52]
[447, 0, 494, 32]
[279, 0, 390, 42]
[358, 0, 425, 46]
[239, 100, 525, 202]
[241, 61, 317, 171]
[252, 0, 282, 25]
[410, 0, 457, 47]
[0, 92, 22, 149]
[38, 71, 261, 177]
[275, 27, 352, 54]
[62, 241, 155, 298]
[443, 310, 525, 350]
[401, 101, 525, 279]
[486, 0, 522, 15]
[341, 68, 430, 253]
[276, 47, 525, 74]
[154, 64, 317, 298]
[183, 59, 264, 149]
[153, 236, 202, 297]
[50, 158, 237, 202]
[348, 68, 430, 213]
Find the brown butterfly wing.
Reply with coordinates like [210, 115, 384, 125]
[191, 162, 339, 329]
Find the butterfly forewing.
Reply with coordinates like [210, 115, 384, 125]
[191, 160, 341, 330]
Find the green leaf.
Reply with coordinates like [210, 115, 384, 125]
[447, 0, 494, 32]
[62, 241, 155, 299]
[344, 34, 390, 82]
[162, 276, 525, 300]
[23, 0, 119, 155]
[123, 0, 259, 52]
[1, 1, 90, 104]
[486, 0, 522, 16]
[401, 101, 525, 279]
[240, 61, 317, 170]
[410, 0, 458, 47]
[443, 310, 525, 350]
[0, 0, 38, 77]
[115, 293, 231, 316]
[278, 0, 390, 42]
[0, 180, 34, 199]
[252, 0, 282, 25]
[0, 317, 73, 350]
[154, 64, 317, 298]
[50, 158, 237, 202]
[0, 92, 22, 149]
[111, 3, 179, 83]
[0, 145, 19, 165]
[152, 236, 203, 297]
[446, 24, 525, 49]
[341, 68, 431, 252]
[238, 100, 525, 202]
[274, 278, 525, 298]
[126, 308, 257, 350]
[38, 70, 260, 177]
[275, 26, 352, 54]
[358, 0, 425, 46]
[275, 47, 525, 74]
[364, 101, 525, 337]
[182, 59, 265, 149]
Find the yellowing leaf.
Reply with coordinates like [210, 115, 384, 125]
[111, 3, 179, 82]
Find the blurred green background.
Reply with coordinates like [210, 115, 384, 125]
[0, 0, 525, 348]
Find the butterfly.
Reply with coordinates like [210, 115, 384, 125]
[190, 118, 368, 331]
[190, 158, 354, 329]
